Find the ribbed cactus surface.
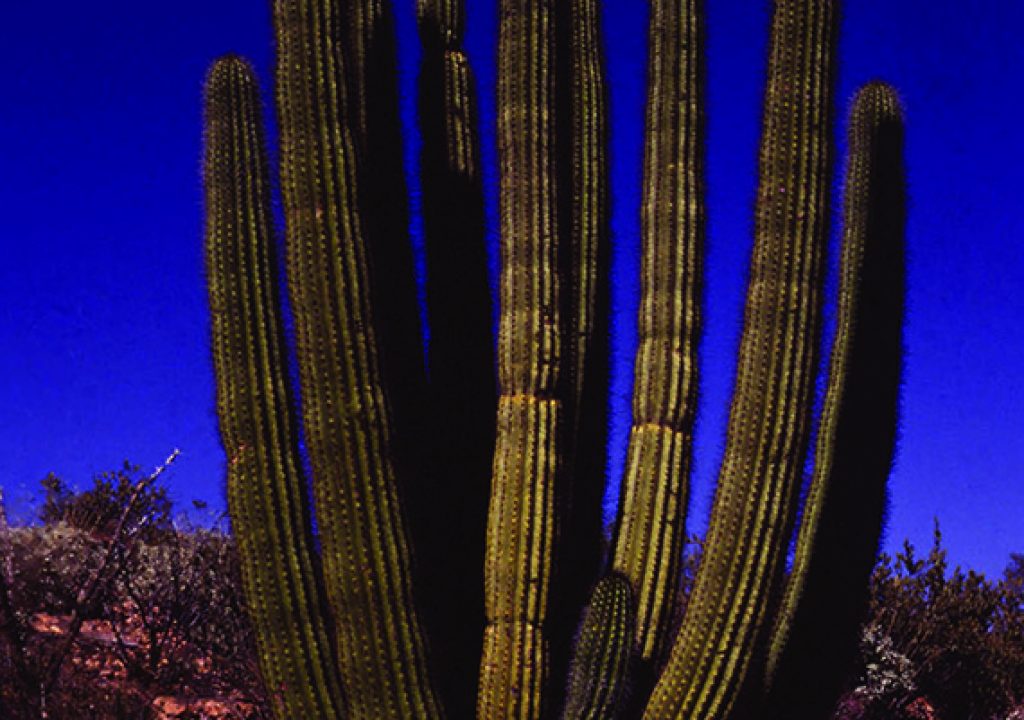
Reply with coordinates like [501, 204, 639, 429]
[764, 81, 905, 720]
[202, 0, 906, 718]
[645, 1, 837, 716]
[273, 0, 441, 716]
[477, 0, 562, 716]
[203, 56, 347, 720]
[561, 574, 636, 720]
[611, 0, 704, 674]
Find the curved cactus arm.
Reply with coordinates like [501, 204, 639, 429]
[611, 0, 704, 674]
[561, 573, 637, 720]
[478, 0, 563, 716]
[644, 1, 838, 717]
[273, 1, 442, 717]
[764, 82, 905, 717]
[203, 55, 347, 720]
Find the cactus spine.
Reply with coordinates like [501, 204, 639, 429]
[645, 0, 837, 716]
[273, 0, 441, 716]
[561, 574, 636, 720]
[611, 0, 704, 675]
[203, 56, 347, 719]
[203, 0, 906, 718]
[478, 0, 562, 714]
[764, 82, 905, 719]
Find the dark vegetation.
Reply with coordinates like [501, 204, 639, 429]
[0, 466, 1021, 719]
[0, 461, 269, 719]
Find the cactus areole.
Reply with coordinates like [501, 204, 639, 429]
[203, 0, 905, 718]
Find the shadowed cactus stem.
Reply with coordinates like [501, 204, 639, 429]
[764, 81, 905, 720]
[610, 0, 704, 681]
[204, 56, 347, 719]
[561, 573, 636, 720]
[202, 0, 906, 717]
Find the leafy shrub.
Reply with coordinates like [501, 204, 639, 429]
[0, 462, 269, 718]
[5, 522, 105, 616]
[39, 462, 173, 543]
[843, 522, 1024, 719]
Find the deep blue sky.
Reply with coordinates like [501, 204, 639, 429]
[1, 1, 1021, 578]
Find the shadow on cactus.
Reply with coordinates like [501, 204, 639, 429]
[202, 0, 906, 718]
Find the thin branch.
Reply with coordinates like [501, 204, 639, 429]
[40, 449, 180, 700]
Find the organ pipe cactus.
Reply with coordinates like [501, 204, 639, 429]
[202, 0, 906, 718]
[561, 573, 636, 720]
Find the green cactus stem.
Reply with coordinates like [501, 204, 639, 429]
[549, 0, 611, 704]
[645, 0, 838, 717]
[611, 0, 704, 677]
[203, 0, 907, 716]
[764, 81, 905, 720]
[478, 0, 562, 715]
[273, 0, 442, 716]
[203, 56, 347, 720]
[561, 573, 637, 720]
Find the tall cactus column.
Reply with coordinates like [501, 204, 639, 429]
[645, 0, 838, 717]
[764, 82, 906, 719]
[478, 0, 562, 716]
[273, 0, 441, 716]
[612, 0, 704, 678]
[204, 56, 347, 720]
[548, 0, 611, 703]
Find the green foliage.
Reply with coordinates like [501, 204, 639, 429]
[844, 524, 1024, 719]
[0, 462, 270, 718]
[39, 462, 172, 543]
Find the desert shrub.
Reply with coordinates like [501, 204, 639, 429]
[39, 462, 173, 543]
[111, 523, 261, 692]
[6, 522, 106, 616]
[1, 460, 270, 717]
[843, 523, 1024, 719]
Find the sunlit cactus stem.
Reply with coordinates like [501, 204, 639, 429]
[764, 81, 906, 720]
[646, 0, 838, 716]
[274, 0, 442, 716]
[611, 0, 704, 683]
[478, 0, 562, 715]
[203, 55, 347, 720]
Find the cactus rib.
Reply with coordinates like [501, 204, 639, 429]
[273, 0, 442, 716]
[611, 0, 704, 672]
[203, 56, 347, 720]
[478, 0, 562, 715]
[645, 1, 838, 717]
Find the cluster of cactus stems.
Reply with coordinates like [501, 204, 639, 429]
[203, 0, 905, 718]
